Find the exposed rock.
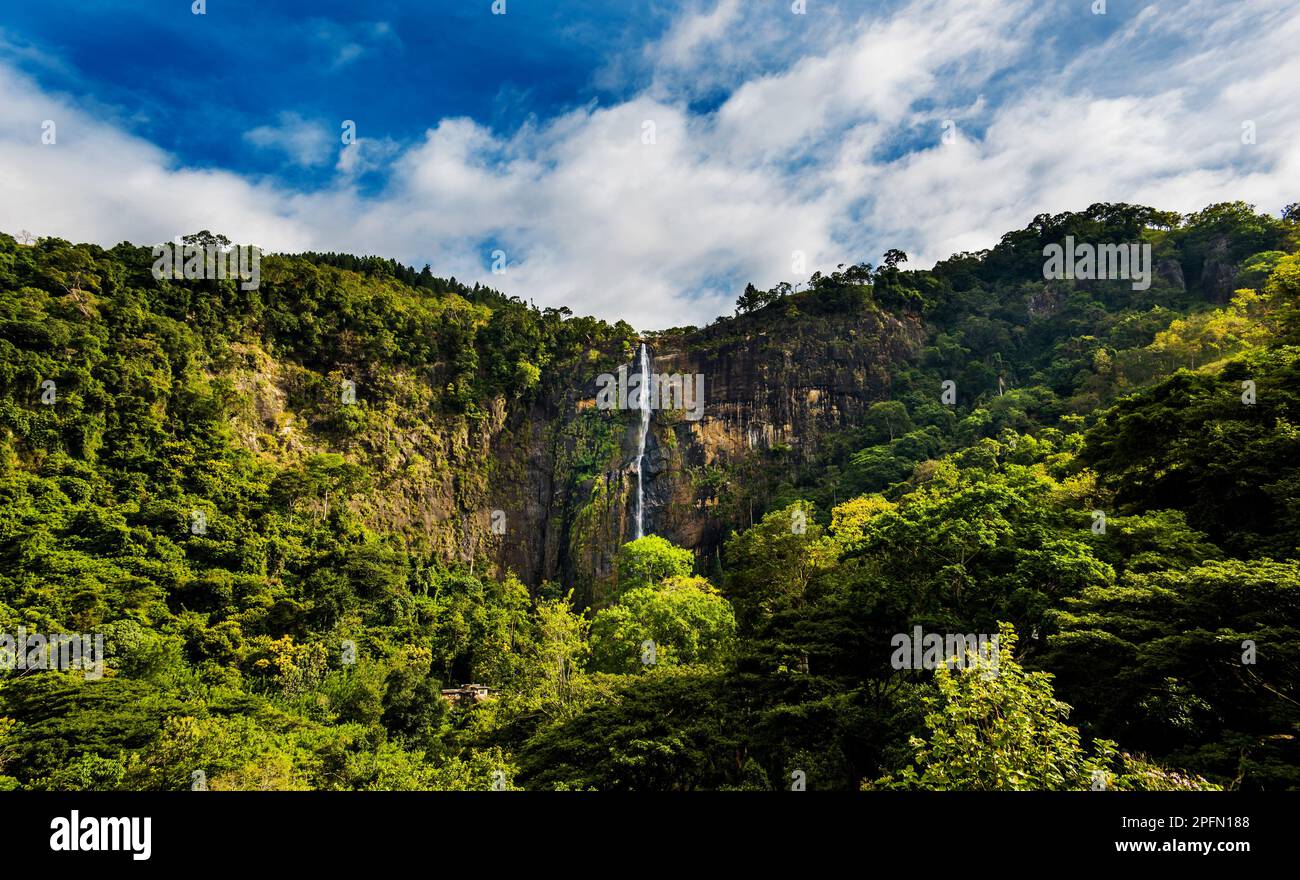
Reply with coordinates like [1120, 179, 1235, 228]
[1201, 234, 1238, 303]
[1157, 258, 1186, 292]
[1027, 284, 1067, 319]
[222, 297, 923, 602]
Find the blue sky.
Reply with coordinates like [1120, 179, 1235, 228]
[0, 0, 1117, 180]
[1, 0, 1296, 329]
[2, 1, 667, 186]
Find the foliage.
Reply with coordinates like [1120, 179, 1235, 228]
[873, 624, 1217, 790]
[588, 576, 735, 673]
[0, 198, 1295, 789]
[613, 536, 695, 597]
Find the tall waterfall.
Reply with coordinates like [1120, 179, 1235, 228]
[633, 342, 651, 539]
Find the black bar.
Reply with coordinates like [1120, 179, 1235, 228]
[3, 792, 1284, 867]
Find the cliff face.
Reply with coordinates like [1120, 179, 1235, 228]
[479, 299, 924, 600]
[647, 305, 922, 545]
[221, 228, 1251, 601]
[163, 204, 1273, 605]
[1200, 233, 1239, 303]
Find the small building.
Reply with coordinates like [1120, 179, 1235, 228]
[439, 683, 495, 706]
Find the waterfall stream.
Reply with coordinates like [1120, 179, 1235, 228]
[633, 342, 651, 539]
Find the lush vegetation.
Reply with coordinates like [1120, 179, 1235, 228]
[1, 201, 1296, 790]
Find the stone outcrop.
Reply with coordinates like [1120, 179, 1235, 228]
[224, 296, 923, 603]
[1200, 234, 1238, 303]
[486, 298, 923, 598]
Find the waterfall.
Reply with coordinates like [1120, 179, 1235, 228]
[633, 342, 651, 539]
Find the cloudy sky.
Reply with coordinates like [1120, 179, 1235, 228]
[1, 0, 1296, 329]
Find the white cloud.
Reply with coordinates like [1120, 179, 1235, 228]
[244, 111, 334, 167]
[1, 0, 1297, 330]
[0, 63, 318, 249]
[308, 18, 400, 70]
[653, 0, 743, 69]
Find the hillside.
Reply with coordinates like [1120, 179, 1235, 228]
[1, 201, 1297, 790]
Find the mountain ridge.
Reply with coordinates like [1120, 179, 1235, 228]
[1, 199, 1296, 790]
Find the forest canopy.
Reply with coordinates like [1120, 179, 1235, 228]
[1, 200, 1297, 790]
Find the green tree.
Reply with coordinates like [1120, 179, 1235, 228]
[875, 624, 1216, 790]
[862, 401, 914, 442]
[615, 535, 694, 596]
[520, 593, 589, 718]
[724, 501, 836, 629]
[588, 575, 736, 673]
